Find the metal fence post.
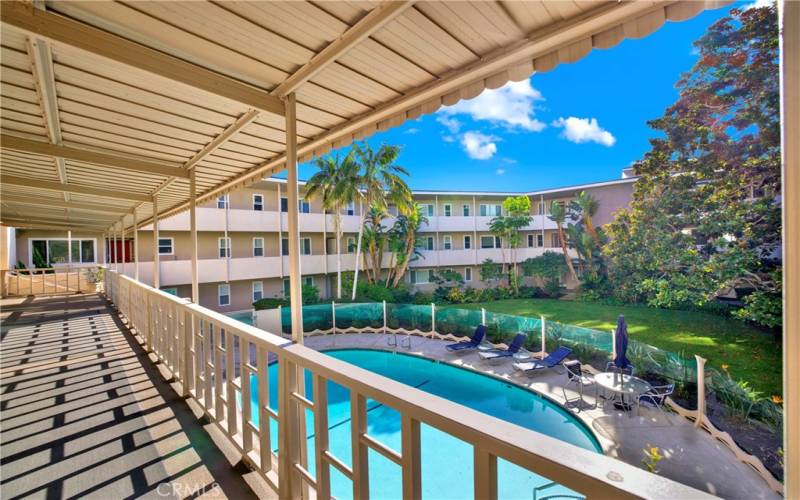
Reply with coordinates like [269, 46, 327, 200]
[481, 307, 486, 325]
[540, 316, 547, 357]
[331, 301, 336, 335]
[383, 300, 387, 334]
[431, 303, 436, 338]
[695, 355, 707, 428]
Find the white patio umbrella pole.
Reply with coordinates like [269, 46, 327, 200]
[152, 195, 160, 289]
[431, 302, 436, 338]
[67, 229, 72, 267]
[695, 355, 707, 428]
[611, 329, 617, 362]
[331, 301, 336, 336]
[190, 169, 198, 303]
[540, 316, 546, 357]
[383, 300, 387, 334]
[121, 219, 127, 277]
[481, 307, 486, 325]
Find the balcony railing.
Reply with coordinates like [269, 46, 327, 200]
[103, 268, 709, 499]
[1, 266, 101, 296]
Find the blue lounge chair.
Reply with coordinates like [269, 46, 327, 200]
[445, 324, 487, 353]
[512, 346, 573, 374]
[479, 333, 526, 362]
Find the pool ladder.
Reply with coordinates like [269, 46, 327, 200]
[532, 481, 584, 500]
[387, 330, 411, 349]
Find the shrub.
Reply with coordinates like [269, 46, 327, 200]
[733, 289, 782, 329]
[542, 278, 562, 297]
[253, 297, 288, 310]
[359, 282, 394, 303]
[302, 284, 320, 304]
[516, 285, 542, 299]
[578, 273, 613, 301]
[412, 291, 434, 305]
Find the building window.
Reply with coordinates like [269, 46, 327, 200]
[31, 239, 96, 266]
[280, 197, 289, 212]
[253, 237, 264, 257]
[218, 237, 231, 258]
[480, 236, 500, 249]
[464, 235, 472, 249]
[463, 204, 471, 216]
[479, 204, 502, 216]
[537, 234, 544, 247]
[538, 201, 546, 215]
[464, 267, 472, 282]
[158, 238, 174, 255]
[283, 277, 314, 297]
[443, 204, 452, 217]
[346, 202, 355, 216]
[421, 204, 435, 217]
[252, 281, 263, 301]
[253, 194, 264, 211]
[527, 234, 534, 247]
[162, 287, 178, 296]
[443, 235, 452, 250]
[298, 199, 310, 213]
[423, 236, 434, 251]
[218, 284, 231, 306]
[217, 195, 229, 209]
[551, 233, 561, 247]
[347, 237, 356, 253]
[409, 269, 435, 285]
[281, 238, 311, 255]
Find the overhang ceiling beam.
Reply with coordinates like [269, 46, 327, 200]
[1, 1, 285, 117]
[1, 134, 190, 178]
[184, 109, 261, 170]
[0, 194, 131, 214]
[271, 1, 415, 98]
[0, 216, 107, 228]
[3, 222, 104, 231]
[1, 175, 150, 202]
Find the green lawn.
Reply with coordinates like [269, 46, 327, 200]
[446, 299, 782, 396]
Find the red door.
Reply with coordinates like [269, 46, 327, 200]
[107, 239, 134, 263]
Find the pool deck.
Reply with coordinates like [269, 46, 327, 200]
[301, 332, 780, 500]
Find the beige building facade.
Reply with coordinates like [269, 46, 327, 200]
[8, 176, 635, 313]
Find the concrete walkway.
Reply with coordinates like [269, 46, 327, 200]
[0, 294, 268, 499]
[302, 332, 780, 500]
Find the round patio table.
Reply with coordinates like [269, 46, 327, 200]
[594, 372, 652, 412]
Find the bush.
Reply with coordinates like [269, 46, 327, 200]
[516, 285, 542, 299]
[253, 297, 288, 310]
[578, 273, 613, 301]
[542, 278, 562, 297]
[412, 291, 434, 305]
[302, 284, 320, 304]
[733, 289, 782, 329]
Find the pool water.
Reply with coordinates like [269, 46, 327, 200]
[247, 349, 600, 499]
[226, 310, 254, 325]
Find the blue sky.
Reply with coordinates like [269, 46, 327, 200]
[292, 2, 743, 192]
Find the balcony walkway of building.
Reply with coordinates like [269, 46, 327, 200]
[0, 293, 270, 499]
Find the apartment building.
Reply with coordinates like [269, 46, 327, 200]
[9, 176, 635, 313]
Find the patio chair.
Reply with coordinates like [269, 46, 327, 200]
[478, 333, 526, 362]
[605, 361, 635, 376]
[512, 346, 573, 375]
[445, 324, 487, 354]
[562, 360, 597, 410]
[638, 383, 675, 413]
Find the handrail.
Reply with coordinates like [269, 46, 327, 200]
[103, 270, 713, 499]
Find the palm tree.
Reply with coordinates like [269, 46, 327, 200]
[574, 191, 601, 244]
[351, 142, 412, 299]
[548, 202, 578, 281]
[488, 215, 509, 279]
[305, 151, 360, 299]
[387, 204, 428, 286]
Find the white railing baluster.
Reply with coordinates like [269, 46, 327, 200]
[240, 337, 253, 457]
[350, 392, 369, 499]
[401, 415, 421, 500]
[214, 325, 225, 420]
[225, 331, 237, 437]
[313, 373, 331, 500]
[278, 357, 301, 498]
[474, 447, 498, 500]
[183, 309, 194, 398]
[256, 345, 271, 472]
[204, 323, 214, 413]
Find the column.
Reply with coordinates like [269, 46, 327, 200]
[285, 93, 304, 343]
[153, 196, 160, 289]
[190, 169, 199, 302]
[133, 210, 139, 281]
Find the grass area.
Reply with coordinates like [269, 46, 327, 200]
[446, 299, 782, 396]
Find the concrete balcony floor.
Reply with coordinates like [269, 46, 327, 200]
[0, 294, 270, 499]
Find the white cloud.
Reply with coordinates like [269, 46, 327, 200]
[496, 168, 506, 175]
[461, 131, 499, 160]
[501, 157, 518, 165]
[552, 117, 616, 147]
[439, 80, 546, 132]
[404, 127, 420, 135]
[743, 0, 772, 10]
[436, 115, 462, 134]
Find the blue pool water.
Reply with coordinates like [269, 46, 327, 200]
[247, 349, 600, 499]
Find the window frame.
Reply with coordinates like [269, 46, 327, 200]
[252, 281, 264, 302]
[442, 235, 452, 250]
[527, 234, 534, 248]
[443, 203, 452, 217]
[280, 197, 289, 212]
[218, 237, 231, 258]
[217, 194, 229, 209]
[462, 204, 471, 216]
[345, 202, 355, 216]
[479, 204, 502, 217]
[157, 237, 174, 256]
[218, 283, 231, 306]
[463, 235, 472, 249]
[298, 199, 311, 213]
[423, 236, 434, 251]
[421, 203, 435, 217]
[464, 267, 472, 282]
[409, 268, 435, 285]
[253, 193, 264, 211]
[29, 238, 98, 266]
[253, 237, 264, 257]
[537, 234, 544, 247]
[480, 235, 496, 249]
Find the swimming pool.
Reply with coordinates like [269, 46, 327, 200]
[247, 348, 600, 499]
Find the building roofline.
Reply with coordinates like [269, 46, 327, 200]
[260, 175, 638, 196]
